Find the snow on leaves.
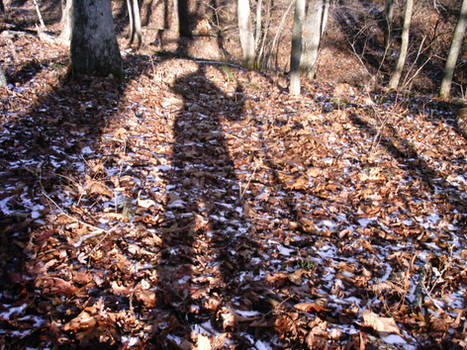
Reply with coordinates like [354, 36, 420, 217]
[0, 37, 465, 349]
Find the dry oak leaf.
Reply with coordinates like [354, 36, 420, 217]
[294, 302, 331, 313]
[87, 180, 113, 197]
[361, 309, 400, 334]
[35, 276, 77, 297]
[266, 272, 289, 287]
[287, 175, 308, 190]
[135, 289, 157, 308]
[63, 310, 96, 332]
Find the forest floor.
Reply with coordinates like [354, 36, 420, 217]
[0, 23, 466, 350]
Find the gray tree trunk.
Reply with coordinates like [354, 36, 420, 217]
[71, 0, 123, 78]
[255, 0, 262, 50]
[127, 0, 142, 49]
[0, 67, 7, 87]
[59, 0, 72, 45]
[237, 0, 255, 67]
[388, 0, 413, 90]
[289, 0, 305, 95]
[440, 0, 466, 98]
[301, 0, 328, 79]
[384, 0, 394, 51]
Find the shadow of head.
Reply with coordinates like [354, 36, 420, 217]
[170, 64, 245, 122]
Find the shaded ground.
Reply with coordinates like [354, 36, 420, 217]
[0, 30, 466, 350]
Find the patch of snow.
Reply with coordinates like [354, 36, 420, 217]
[0, 303, 27, 319]
[121, 336, 139, 347]
[81, 146, 93, 155]
[381, 334, 409, 346]
[18, 315, 45, 328]
[255, 339, 272, 350]
[0, 196, 14, 215]
[178, 275, 190, 284]
[167, 200, 185, 209]
[318, 244, 338, 259]
[234, 309, 262, 317]
[357, 217, 374, 228]
[277, 244, 295, 256]
[166, 334, 182, 345]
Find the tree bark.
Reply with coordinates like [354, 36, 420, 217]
[237, 0, 255, 67]
[0, 67, 7, 88]
[289, 0, 305, 95]
[71, 0, 123, 78]
[440, 0, 466, 98]
[127, 0, 142, 49]
[301, 0, 328, 79]
[388, 0, 413, 90]
[384, 0, 394, 51]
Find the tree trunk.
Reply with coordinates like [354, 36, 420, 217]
[0, 67, 7, 88]
[320, 0, 329, 36]
[388, 0, 413, 90]
[71, 0, 123, 78]
[127, 0, 142, 49]
[255, 0, 262, 50]
[384, 0, 394, 51]
[59, 0, 72, 45]
[301, 0, 328, 79]
[237, 0, 255, 67]
[32, 0, 46, 30]
[289, 0, 305, 95]
[0, 0, 5, 14]
[440, 0, 466, 98]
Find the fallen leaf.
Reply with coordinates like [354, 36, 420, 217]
[35, 276, 77, 297]
[63, 310, 96, 332]
[362, 309, 400, 334]
[294, 302, 330, 313]
[135, 289, 157, 308]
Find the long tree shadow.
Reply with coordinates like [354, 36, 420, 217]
[0, 51, 151, 348]
[348, 112, 466, 223]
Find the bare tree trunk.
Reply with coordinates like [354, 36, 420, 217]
[127, 0, 134, 44]
[71, 0, 123, 78]
[59, 0, 72, 45]
[289, 0, 305, 95]
[0, 67, 7, 88]
[384, 0, 394, 51]
[388, 0, 413, 90]
[255, 0, 262, 50]
[237, 0, 255, 67]
[301, 0, 328, 79]
[440, 0, 466, 98]
[0, 0, 5, 14]
[127, 0, 142, 49]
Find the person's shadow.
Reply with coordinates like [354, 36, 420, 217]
[153, 64, 249, 344]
